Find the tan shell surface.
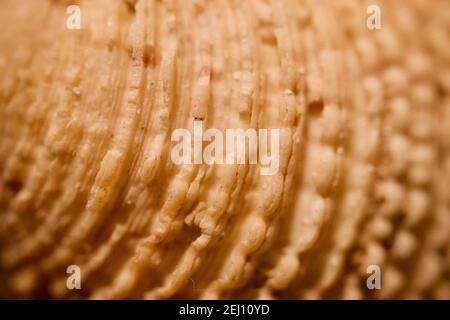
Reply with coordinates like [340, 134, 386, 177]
[0, 0, 448, 299]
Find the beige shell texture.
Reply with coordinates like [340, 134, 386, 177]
[0, 0, 449, 299]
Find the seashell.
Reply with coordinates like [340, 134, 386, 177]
[0, 0, 448, 300]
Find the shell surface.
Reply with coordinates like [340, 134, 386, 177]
[0, 0, 449, 299]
